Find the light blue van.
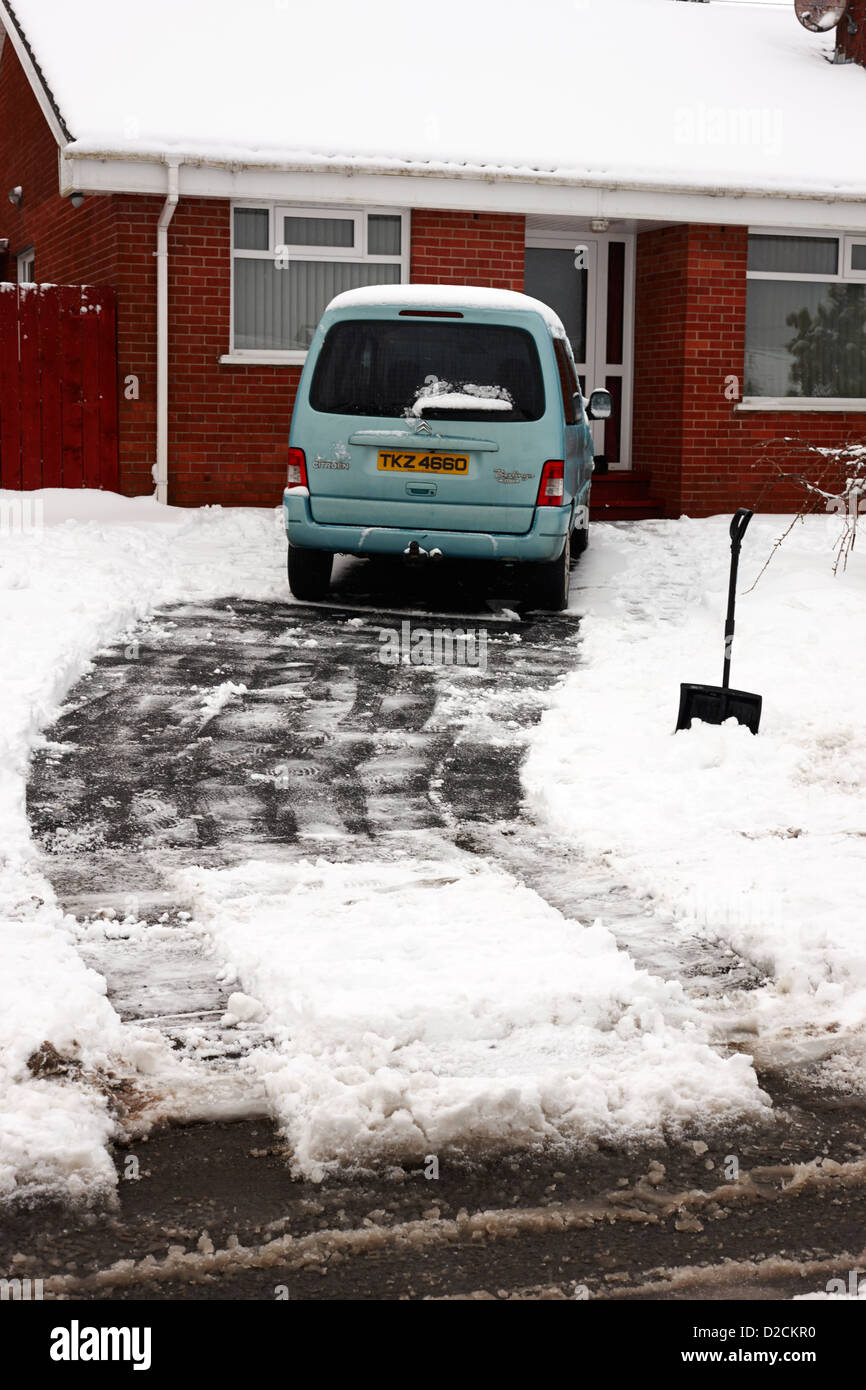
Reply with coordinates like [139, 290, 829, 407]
[282, 285, 611, 610]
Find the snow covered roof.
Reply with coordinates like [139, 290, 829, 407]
[3, 0, 866, 202]
[327, 285, 567, 335]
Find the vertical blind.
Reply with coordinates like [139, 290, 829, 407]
[234, 260, 402, 351]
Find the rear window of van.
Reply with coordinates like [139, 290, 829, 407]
[309, 320, 545, 422]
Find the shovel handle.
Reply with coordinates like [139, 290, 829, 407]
[729, 508, 753, 551]
[723, 509, 753, 688]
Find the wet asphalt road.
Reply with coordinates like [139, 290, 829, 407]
[10, 554, 866, 1300]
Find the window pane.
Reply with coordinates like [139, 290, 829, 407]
[283, 216, 354, 248]
[524, 248, 587, 363]
[234, 208, 269, 251]
[851, 243, 866, 272]
[368, 215, 401, 256]
[747, 234, 838, 276]
[309, 321, 545, 421]
[745, 279, 866, 397]
[553, 338, 578, 424]
[234, 259, 400, 351]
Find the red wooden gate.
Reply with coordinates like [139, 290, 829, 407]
[0, 283, 119, 491]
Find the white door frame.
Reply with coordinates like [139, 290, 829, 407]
[525, 223, 635, 470]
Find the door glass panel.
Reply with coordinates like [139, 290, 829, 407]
[525, 248, 587, 362]
[606, 242, 625, 366]
[604, 376, 623, 464]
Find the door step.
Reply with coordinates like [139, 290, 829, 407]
[589, 472, 665, 522]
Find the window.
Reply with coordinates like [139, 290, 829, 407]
[309, 320, 545, 422]
[745, 231, 866, 401]
[230, 206, 408, 360]
[553, 337, 579, 424]
[17, 247, 35, 283]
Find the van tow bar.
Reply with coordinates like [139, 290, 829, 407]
[403, 542, 443, 561]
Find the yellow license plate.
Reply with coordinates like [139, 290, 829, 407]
[377, 451, 469, 475]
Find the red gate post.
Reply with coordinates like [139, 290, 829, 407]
[59, 285, 84, 488]
[18, 284, 42, 491]
[39, 286, 63, 489]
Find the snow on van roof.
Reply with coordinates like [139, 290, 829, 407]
[326, 284, 567, 335]
[4, 0, 866, 201]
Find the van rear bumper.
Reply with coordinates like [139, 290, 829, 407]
[282, 489, 572, 562]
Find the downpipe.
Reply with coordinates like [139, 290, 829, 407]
[155, 161, 180, 506]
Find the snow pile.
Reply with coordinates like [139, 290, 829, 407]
[0, 492, 286, 1197]
[175, 857, 767, 1179]
[525, 514, 866, 1070]
[0, 910, 123, 1199]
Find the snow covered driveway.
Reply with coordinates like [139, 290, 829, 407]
[5, 496, 862, 1206]
[27, 588, 763, 1186]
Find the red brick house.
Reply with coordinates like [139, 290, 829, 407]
[1, 0, 865, 518]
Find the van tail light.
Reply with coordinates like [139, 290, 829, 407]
[537, 459, 565, 506]
[286, 447, 308, 488]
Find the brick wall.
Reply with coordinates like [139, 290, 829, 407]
[837, 0, 866, 67]
[410, 210, 525, 289]
[0, 36, 117, 286]
[633, 225, 689, 515]
[634, 223, 863, 517]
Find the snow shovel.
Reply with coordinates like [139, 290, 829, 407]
[676, 509, 762, 735]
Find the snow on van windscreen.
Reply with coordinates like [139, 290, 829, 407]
[309, 321, 545, 422]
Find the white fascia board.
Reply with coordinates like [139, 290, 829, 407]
[59, 154, 866, 235]
[0, 3, 68, 146]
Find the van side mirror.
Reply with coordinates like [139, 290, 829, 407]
[587, 388, 613, 421]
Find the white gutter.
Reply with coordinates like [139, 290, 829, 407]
[60, 146, 866, 209]
[155, 161, 179, 506]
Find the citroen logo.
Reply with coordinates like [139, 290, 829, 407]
[414, 418, 432, 435]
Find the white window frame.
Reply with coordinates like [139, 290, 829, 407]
[223, 203, 410, 365]
[843, 233, 866, 282]
[739, 227, 866, 411]
[17, 246, 35, 283]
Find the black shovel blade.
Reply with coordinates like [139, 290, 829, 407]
[676, 683, 762, 734]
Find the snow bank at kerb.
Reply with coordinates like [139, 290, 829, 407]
[176, 858, 768, 1179]
[524, 514, 866, 1073]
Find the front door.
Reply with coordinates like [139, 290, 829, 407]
[525, 228, 634, 470]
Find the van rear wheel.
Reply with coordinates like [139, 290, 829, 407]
[287, 544, 333, 601]
[530, 531, 570, 612]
